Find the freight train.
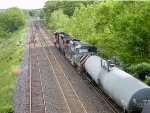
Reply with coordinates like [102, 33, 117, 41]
[53, 32, 150, 113]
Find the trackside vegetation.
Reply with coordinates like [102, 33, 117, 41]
[38, 1, 150, 85]
[0, 7, 27, 112]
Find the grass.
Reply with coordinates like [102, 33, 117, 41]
[0, 26, 27, 113]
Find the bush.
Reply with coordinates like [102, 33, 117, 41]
[0, 31, 9, 39]
[0, 7, 25, 32]
[1, 104, 13, 113]
[127, 62, 150, 80]
[49, 10, 69, 31]
[145, 76, 150, 86]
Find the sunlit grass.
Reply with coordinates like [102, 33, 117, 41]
[0, 27, 27, 113]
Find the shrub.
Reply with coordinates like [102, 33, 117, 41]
[0, 7, 25, 32]
[127, 62, 150, 80]
[145, 76, 150, 86]
[1, 104, 13, 113]
[0, 31, 7, 37]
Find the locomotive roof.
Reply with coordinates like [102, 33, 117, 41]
[61, 35, 81, 41]
[55, 31, 81, 41]
[74, 41, 94, 47]
[61, 34, 73, 40]
[55, 32, 66, 34]
[72, 39, 80, 41]
[71, 41, 96, 49]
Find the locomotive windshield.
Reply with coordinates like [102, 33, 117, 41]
[79, 49, 88, 53]
[78, 46, 97, 54]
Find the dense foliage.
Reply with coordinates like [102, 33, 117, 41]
[0, 7, 25, 32]
[43, 1, 150, 84]
[127, 62, 150, 80]
[43, 1, 93, 24]
[34, 9, 45, 19]
[49, 10, 69, 31]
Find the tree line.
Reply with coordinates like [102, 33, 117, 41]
[38, 1, 150, 85]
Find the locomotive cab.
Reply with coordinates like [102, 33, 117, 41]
[54, 32, 58, 45]
[74, 44, 97, 66]
[66, 41, 97, 68]
[59, 34, 72, 54]
[53, 32, 69, 50]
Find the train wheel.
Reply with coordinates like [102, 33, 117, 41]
[73, 62, 77, 68]
[79, 66, 84, 75]
[64, 53, 67, 58]
[98, 79, 101, 87]
[62, 51, 65, 56]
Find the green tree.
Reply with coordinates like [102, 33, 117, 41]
[0, 7, 25, 32]
[46, 1, 150, 84]
[28, 9, 36, 16]
[43, 1, 93, 24]
[114, 2, 150, 63]
[35, 9, 44, 19]
[49, 10, 69, 31]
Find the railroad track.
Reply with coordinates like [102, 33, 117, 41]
[41, 22, 123, 113]
[34, 21, 87, 113]
[28, 21, 46, 113]
[28, 19, 123, 113]
[83, 74, 123, 113]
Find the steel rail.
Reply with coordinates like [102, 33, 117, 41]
[83, 73, 121, 113]
[44, 27, 122, 113]
[35, 21, 87, 113]
[39, 35, 72, 113]
[29, 21, 46, 113]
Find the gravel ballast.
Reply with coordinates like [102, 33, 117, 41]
[13, 20, 115, 113]
[13, 30, 30, 113]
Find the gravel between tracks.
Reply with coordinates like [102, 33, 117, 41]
[42, 28, 115, 113]
[13, 20, 114, 113]
[50, 46, 114, 113]
[35, 34, 70, 113]
[13, 31, 29, 113]
[43, 27, 115, 113]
